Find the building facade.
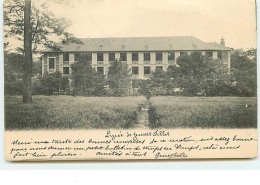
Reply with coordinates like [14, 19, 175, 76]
[42, 36, 232, 79]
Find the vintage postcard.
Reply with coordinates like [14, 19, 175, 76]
[3, 0, 257, 161]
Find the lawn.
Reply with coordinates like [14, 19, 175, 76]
[4, 95, 257, 130]
[151, 96, 257, 128]
[5, 95, 146, 130]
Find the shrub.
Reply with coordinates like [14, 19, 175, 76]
[148, 106, 162, 128]
[122, 111, 138, 128]
[4, 80, 23, 95]
[33, 72, 69, 95]
[4, 61, 23, 95]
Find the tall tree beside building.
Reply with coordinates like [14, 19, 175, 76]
[4, 0, 80, 103]
[4, 0, 81, 53]
[23, 0, 32, 103]
[168, 52, 231, 96]
[138, 68, 169, 98]
[107, 59, 131, 96]
[71, 59, 106, 96]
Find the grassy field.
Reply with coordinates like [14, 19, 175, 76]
[151, 96, 257, 128]
[5, 95, 145, 130]
[5, 95, 257, 130]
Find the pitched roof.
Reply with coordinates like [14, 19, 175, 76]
[43, 36, 232, 52]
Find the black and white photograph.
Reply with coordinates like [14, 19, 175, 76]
[3, 0, 258, 160]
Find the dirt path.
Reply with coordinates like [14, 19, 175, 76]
[135, 102, 150, 129]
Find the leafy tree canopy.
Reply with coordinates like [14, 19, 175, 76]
[33, 72, 69, 96]
[107, 59, 131, 96]
[71, 59, 106, 97]
[171, 52, 231, 96]
[4, 0, 81, 54]
[231, 48, 257, 96]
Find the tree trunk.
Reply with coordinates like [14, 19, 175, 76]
[23, 0, 32, 103]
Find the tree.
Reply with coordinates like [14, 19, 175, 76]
[4, 53, 24, 95]
[231, 49, 257, 96]
[4, 0, 81, 103]
[4, 0, 81, 53]
[202, 59, 232, 96]
[165, 65, 182, 95]
[149, 67, 177, 96]
[137, 79, 153, 100]
[33, 72, 69, 96]
[4, 52, 24, 72]
[4, 52, 42, 95]
[23, 0, 32, 103]
[107, 59, 131, 96]
[138, 68, 168, 98]
[168, 52, 231, 96]
[71, 58, 106, 96]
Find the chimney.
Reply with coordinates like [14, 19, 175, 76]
[220, 37, 225, 46]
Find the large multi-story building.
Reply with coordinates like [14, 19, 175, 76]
[42, 36, 232, 79]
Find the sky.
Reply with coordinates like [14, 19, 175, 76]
[34, 0, 257, 49]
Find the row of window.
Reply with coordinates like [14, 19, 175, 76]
[49, 59, 161, 75]
[96, 66, 162, 75]
[97, 52, 165, 62]
[66, 52, 172, 62]
[49, 51, 221, 71]
[63, 51, 221, 62]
